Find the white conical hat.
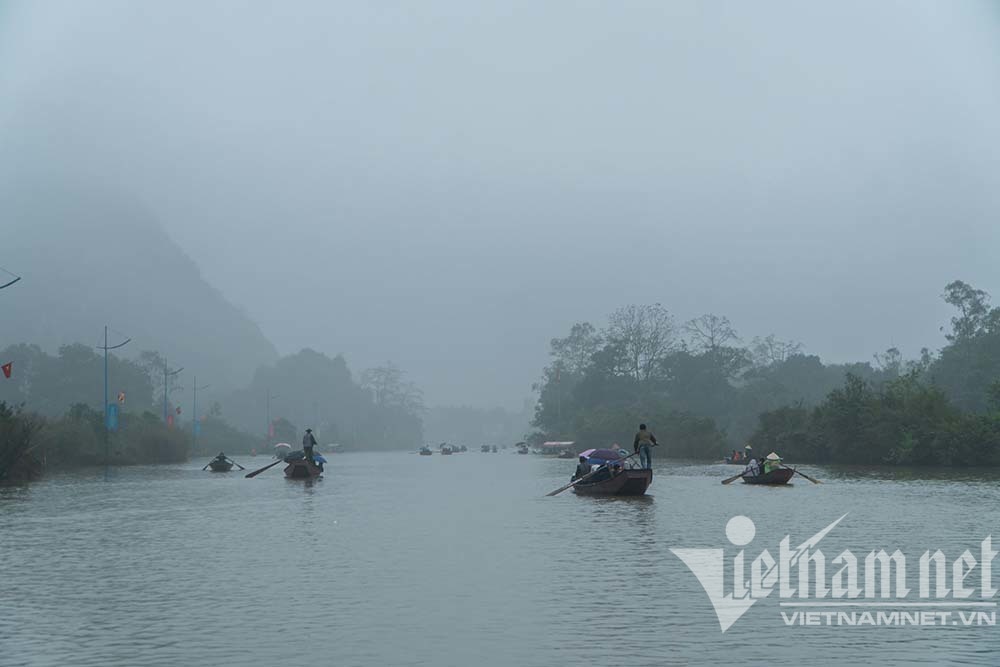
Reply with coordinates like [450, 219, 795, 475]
[765, 452, 781, 461]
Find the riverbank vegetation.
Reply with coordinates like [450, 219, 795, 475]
[532, 281, 1000, 466]
[0, 344, 425, 477]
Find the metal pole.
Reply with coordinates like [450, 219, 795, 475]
[96, 326, 130, 481]
[193, 376, 197, 451]
[104, 326, 108, 481]
[163, 361, 168, 423]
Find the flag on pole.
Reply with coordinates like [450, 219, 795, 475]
[1, 362, 11, 378]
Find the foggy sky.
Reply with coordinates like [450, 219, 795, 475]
[2, 1, 1000, 409]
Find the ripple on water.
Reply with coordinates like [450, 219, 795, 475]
[2, 456, 999, 666]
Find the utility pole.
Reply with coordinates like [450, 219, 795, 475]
[96, 326, 130, 481]
[192, 377, 210, 453]
[163, 360, 184, 423]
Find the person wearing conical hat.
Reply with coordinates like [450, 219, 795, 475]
[763, 452, 782, 475]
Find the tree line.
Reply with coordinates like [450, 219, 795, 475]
[0, 343, 425, 476]
[531, 281, 1000, 466]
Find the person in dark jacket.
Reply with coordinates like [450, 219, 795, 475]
[573, 456, 592, 481]
[302, 428, 317, 464]
[633, 423, 657, 469]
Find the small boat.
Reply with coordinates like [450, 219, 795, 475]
[741, 468, 794, 485]
[516, 447, 529, 455]
[284, 458, 323, 479]
[208, 459, 234, 472]
[491, 445, 498, 453]
[441, 446, 453, 455]
[481, 445, 490, 453]
[574, 468, 652, 496]
[419, 447, 433, 456]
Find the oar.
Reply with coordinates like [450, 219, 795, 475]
[245, 458, 284, 478]
[227, 458, 246, 470]
[784, 466, 821, 484]
[721, 470, 745, 485]
[202, 463, 211, 471]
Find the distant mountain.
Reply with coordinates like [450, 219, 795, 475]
[1, 184, 278, 392]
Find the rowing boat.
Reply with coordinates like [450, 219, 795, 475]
[284, 458, 323, 479]
[741, 468, 794, 485]
[573, 468, 652, 496]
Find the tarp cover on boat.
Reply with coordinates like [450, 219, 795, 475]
[579, 448, 629, 464]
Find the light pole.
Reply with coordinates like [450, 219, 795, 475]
[192, 377, 210, 453]
[96, 326, 130, 480]
[163, 360, 184, 423]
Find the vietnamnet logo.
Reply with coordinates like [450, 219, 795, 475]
[671, 514, 998, 632]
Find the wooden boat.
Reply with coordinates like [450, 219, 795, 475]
[284, 458, 323, 479]
[440, 446, 453, 455]
[573, 468, 652, 496]
[419, 447, 433, 456]
[741, 468, 794, 485]
[208, 459, 234, 472]
[516, 447, 529, 455]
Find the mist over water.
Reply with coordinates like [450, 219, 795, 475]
[3, 1, 1000, 408]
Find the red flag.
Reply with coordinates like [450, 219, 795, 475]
[1, 362, 11, 379]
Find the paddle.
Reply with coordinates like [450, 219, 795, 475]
[784, 466, 821, 484]
[245, 458, 284, 478]
[721, 470, 745, 485]
[202, 463, 211, 471]
[227, 458, 246, 470]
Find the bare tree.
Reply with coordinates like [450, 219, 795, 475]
[684, 314, 739, 354]
[362, 362, 424, 413]
[549, 322, 603, 374]
[750, 334, 802, 367]
[605, 303, 677, 381]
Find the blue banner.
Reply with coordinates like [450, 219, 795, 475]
[106, 403, 119, 432]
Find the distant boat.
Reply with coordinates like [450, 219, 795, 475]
[419, 446, 433, 456]
[481, 445, 490, 453]
[491, 445, 497, 453]
[207, 459, 233, 472]
[440, 446, 453, 455]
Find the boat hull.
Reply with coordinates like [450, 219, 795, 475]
[284, 459, 323, 479]
[741, 468, 794, 485]
[208, 460, 233, 472]
[573, 469, 652, 496]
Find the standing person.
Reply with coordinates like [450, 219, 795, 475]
[633, 423, 657, 469]
[302, 428, 317, 464]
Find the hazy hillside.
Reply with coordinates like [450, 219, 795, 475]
[1, 184, 278, 391]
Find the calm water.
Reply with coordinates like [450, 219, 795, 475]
[2, 453, 999, 666]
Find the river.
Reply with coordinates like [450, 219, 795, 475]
[2, 453, 998, 666]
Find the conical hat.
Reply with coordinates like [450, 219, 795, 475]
[765, 452, 781, 461]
